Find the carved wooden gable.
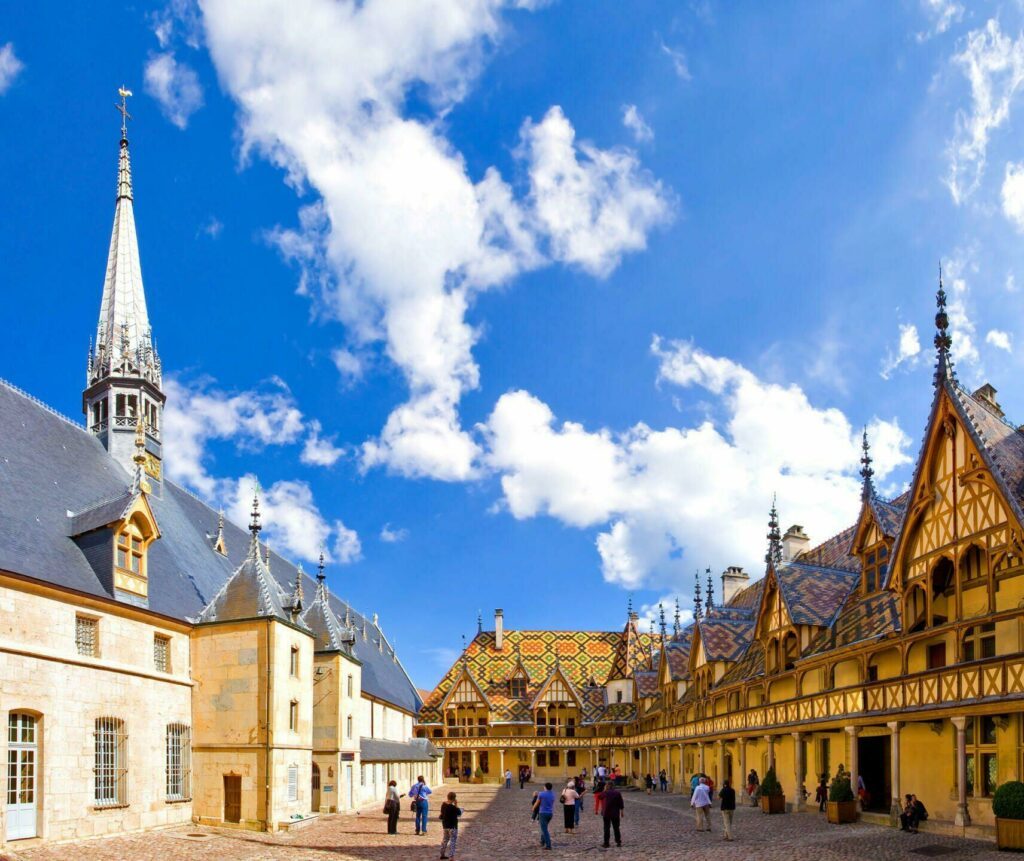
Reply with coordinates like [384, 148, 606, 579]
[442, 671, 488, 709]
[532, 666, 581, 709]
[755, 572, 791, 640]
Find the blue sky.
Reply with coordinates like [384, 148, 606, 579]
[2, 0, 1024, 687]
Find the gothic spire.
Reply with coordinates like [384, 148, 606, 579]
[673, 598, 681, 639]
[658, 602, 667, 639]
[477, 611, 483, 634]
[860, 427, 875, 502]
[934, 264, 955, 385]
[693, 571, 703, 621]
[705, 568, 714, 611]
[248, 485, 262, 555]
[766, 494, 782, 568]
[317, 548, 326, 583]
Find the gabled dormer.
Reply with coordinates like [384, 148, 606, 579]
[849, 430, 900, 597]
[504, 644, 531, 699]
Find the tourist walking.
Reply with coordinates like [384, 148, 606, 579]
[719, 778, 736, 841]
[601, 783, 624, 848]
[534, 782, 555, 849]
[659, 768, 668, 792]
[593, 778, 605, 815]
[690, 777, 712, 831]
[573, 775, 585, 826]
[440, 791, 462, 859]
[644, 773, 654, 795]
[561, 779, 579, 832]
[384, 779, 401, 835]
[746, 769, 759, 806]
[505, 769, 512, 789]
[410, 775, 433, 835]
[815, 775, 828, 813]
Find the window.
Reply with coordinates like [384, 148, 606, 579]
[94, 717, 127, 807]
[549, 750, 560, 767]
[154, 635, 170, 672]
[360, 765, 366, 786]
[116, 523, 144, 576]
[76, 615, 98, 657]
[616, 690, 623, 703]
[288, 764, 298, 802]
[165, 724, 191, 800]
[347, 674, 354, 697]
[927, 642, 947, 670]
[289, 700, 299, 732]
[346, 715, 353, 739]
[290, 646, 299, 677]
[961, 716, 999, 797]
[963, 623, 996, 662]
[862, 544, 889, 594]
[536, 751, 547, 767]
[567, 751, 576, 767]
[509, 677, 527, 698]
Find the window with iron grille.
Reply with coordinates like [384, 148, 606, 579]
[76, 615, 98, 657]
[165, 724, 191, 800]
[154, 635, 170, 672]
[94, 717, 127, 807]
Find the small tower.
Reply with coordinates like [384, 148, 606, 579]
[83, 87, 165, 489]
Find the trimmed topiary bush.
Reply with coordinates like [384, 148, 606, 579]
[994, 781, 1024, 820]
[757, 767, 783, 798]
[829, 775, 855, 803]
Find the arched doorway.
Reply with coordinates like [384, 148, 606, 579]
[7, 713, 39, 840]
[311, 762, 321, 813]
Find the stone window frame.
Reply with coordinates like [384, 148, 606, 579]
[93, 716, 128, 808]
[153, 634, 171, 673]
[76, 614, 99, 658]
[165, 723, 191, 801]
[289, 700, 299, 732]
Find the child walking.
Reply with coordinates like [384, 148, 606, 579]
[440, 791, 463, 860]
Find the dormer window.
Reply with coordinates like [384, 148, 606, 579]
[116, 523, 144, 576]
[862, 543, 888, 594]
[509, 677, 526, 698]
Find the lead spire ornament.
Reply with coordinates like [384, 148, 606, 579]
[705, 568, 714, 611]
[934, 264, 956, 384]
[693, 571, 703, 620]
[766, 494, 782, 568]
[860, 427, 875, 502]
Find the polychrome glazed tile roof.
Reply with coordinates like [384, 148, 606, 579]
[719, 640, 765, 686]
[775, 562, 858, 628]
[805, 589, 901, 657]
[634, 671, 659, 697]
[795, 523, 860, 572]
[696, 617, 755, 662]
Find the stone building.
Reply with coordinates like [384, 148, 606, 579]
[419, 281, 1024, 838]
[0, 100, 438, 850]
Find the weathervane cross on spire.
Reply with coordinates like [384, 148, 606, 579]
[116, 86, 133, 140]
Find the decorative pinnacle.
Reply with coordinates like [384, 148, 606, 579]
[317, 547, 326, 583]
[292, 563, 304, 614]
[133, 417, 146, 464]
[477, 611, 483, 634]
[706, 568, 714, 611]
[673, 598, 681, 638]
[694, 571, 703, 620]
[860, 427, 875, 502]
[658, 602, 666, 638]
[766, 494, 782, 567]
[249, 485, 262, 536]
[934, 264, 956, 384]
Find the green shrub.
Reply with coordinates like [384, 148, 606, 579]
[757, 767, 783, 797]
[993, 781, 1024, 820]
[828, 775, 854, 803]
[474, 767, 483, 779]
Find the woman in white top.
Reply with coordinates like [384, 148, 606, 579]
[385, 779, 401, 835]
[561, 780, 580, 832]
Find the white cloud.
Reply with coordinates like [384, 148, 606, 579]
[519, 106, 672, 277]
[0, 43, 23, 95]
[917, 0, 964, 42]
[300, 420, 346, 467]
[1001, 161, 1024, 230]
[659, 39, 692, 81]
[484, 338, 912, 589]
[380, 523, 409, 543]
[880, 323, 922, 379]
[225, 475, 357, 564]
[622, 104, 653, 143]
[151, 0, 203, 49]
[144, 51, 204, 129]
[637, 595, 693, 634]
[162, 377, 305, 496]
[199, 0, 669, 482]
[986, 329, 1013, 351]
[331, 347, 364, 385]
[946, 20, 1024, 204]
[199, 215, 223, 238]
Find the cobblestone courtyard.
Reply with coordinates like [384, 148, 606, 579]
[6, 785, 1004, 860]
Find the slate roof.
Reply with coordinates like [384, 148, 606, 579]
[0, 380, 421, 714]
[360, 737, 441, 762]
[719, 641, 765, 686]
[870, 494, 907, 538]
[775, 562, 858, 628]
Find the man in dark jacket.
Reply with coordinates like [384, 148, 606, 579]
[719, 779, 736, 841]
[601, 784, 625, 848]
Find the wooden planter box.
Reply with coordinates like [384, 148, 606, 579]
[760, 794, 786, 814]
[470, 777, 484, 784]
[827, 800, 858, 824]
[996, 817, 1024, 850]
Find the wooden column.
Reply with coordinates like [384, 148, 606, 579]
[765, 734, 775, 772]
[791, 732, 805, 811]
[952, 717, 971, 827]
[845, 726, 860, 812]
[887, 722, 901, 822]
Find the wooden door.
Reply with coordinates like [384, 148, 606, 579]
[223, 774, 241, 823]
[311, 763, 321, 812]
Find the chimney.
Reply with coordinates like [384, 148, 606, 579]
[781, 525, 810, 563]
[720, 566, 750, 605]
[494, 609, 504, 650]
[972, 383, 1004, 418]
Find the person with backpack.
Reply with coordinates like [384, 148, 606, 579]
[409, 775, 433, 835]
[560, 779, 579, 833]
[439, 791, 462, 859]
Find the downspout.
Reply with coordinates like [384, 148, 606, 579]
[266, 619, 274, 830]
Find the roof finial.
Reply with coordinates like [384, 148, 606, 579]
[317, 547, 326, 583]
[249, 483, 262, 541]
[935, 263, 955, 383]
[627, 594, 635, 620]
[461, 634, 468, 668]
[766, 494, 782, 568]
[673, 597, 682, 639]
[860, 427, 875, 502]
[290, 563, 304, 616]
[658, 602, 666, 638]
[477, 610, 483, 634]
[116, 86, 133, 142]
[705, 567, 714, 611]
[693, 571, 703, 620]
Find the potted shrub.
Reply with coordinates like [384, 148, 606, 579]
[994, 780, 1024, 850]
[757, 767, 786, 814]
[472, 767, 484, 784]
[826, 775, 858, 824]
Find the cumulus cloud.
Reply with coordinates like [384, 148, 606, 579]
[622, 104, 654, 143]
[1001, 161, 1024, 230]
[946, 20, 1024, 204]
[484, 337, 912, 589]
[144, 51, 204, 129]
[0, 43, 23, 94]
[331, 347, 364, 385]
[380, 523, 409, 543]
[300, 420, 346, 466]
[199, 0, 670, 482]
[332, 520, 362, 563]
[880, 323, 922, 379]
[986, 329, 1012, 351]
[917, 0, 964, 42]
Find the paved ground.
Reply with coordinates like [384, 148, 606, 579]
[5, 784, 1004, 860]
